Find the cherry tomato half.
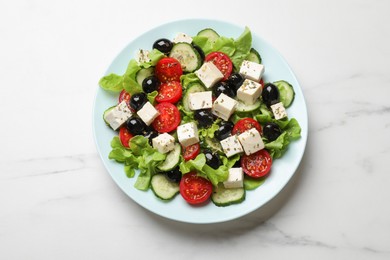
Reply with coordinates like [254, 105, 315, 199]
[241, 149, 272, 178]
[155, 81, 183, 103]
[152, 102, 181, 133]
[155, 57, 183, 83]
[118, 90, 131, 108]
[119, 126, 133, 148]
[182, 143, 200, 161]
[180, 172, 213, 205]
[205, 51, 233, 80]
[232, 118, 262, 135]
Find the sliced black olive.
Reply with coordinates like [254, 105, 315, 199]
[263, 122, 282, 141]
[165, 167, 182, 183]
[213, 81, 236, 98]
[142, 127, 158, 145]
[262, 83, 280, 107]
[126, 117, 147, 135]
[203, 149, 222, 169]
[194, 109, 214, 128]
[152, 38, 173, 54]
[226, 73, 245, 91]
[142, 76, 159, 93]
[192, 44, 205, 61]
[129, 93, 147, 111]
[214, 121, 234, 141]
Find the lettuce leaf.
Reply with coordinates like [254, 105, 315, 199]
[231, 26, 252, 69]
[108, 136, 166, 190]
[179, 153, 240, 186]
[99, 73, 124, 92]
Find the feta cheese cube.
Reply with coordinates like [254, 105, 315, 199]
[195, 62, 224, 89]
[270, 102, 288, 120]
[104, 101, 133, 130]
[152, 133, 175, 154]
[239, 60, 265, 82]
[177, 122, 199, 148]
[136, 49, 151, 64]
[173, 32, 193, 44]
[220, 135, 243, 157]
[212, 93, 237, 121]
[188, 91, 213, 110]
[223, 167, 244, 189]
[237, 79, 262, 105]
[136, 102, 159, 126]
[237, 128, 264, 155]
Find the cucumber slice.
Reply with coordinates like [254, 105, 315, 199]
[157, 143, 181, 172]
[151, 174, 180, 200]
[182, 83, 205, 111]
[235, 100, 261, 112]
[197, 28, 220, 44]
[103, 106, 116, 126]
[246, 48, 262, 64]
[136, 67, 154, 86]
[211, 184, 245, 207]
[169, 43, 201, 73]
[273, 80, 295, 108]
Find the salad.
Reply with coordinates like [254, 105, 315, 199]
[99, 26, 301, 207]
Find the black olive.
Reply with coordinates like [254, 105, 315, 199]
[192, 44, 205, 61]
[263, 122, 282, 141]
[262, 83, 280, 107]
[130, 93, 147, 111]
[203, 149, 221, 169]
[214, 121, 234, 141]
[194, 109, 214, 128]
[226, 73, 245, 91]
[142, 127, 158, 145]
[152, 38, 173, 54]
[126, 117, 147, 135]
[213, 81, 236, 98]
[142, 76, 159, 93]
[165, 167, 182, 183]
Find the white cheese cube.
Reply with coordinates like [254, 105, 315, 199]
[152, 133, 175, 154]
[223, 167, 244, 189]
[239, 60, 265, 82]
[195, 62, 224, 89]
[188, 91, 213, 110]
[237, 79, 262, 105]
[270, 102, 288, 120]
[220, 135, 243, 157]
[177, 122, 199, 148]
[173, 32, 193, 44]
[136, 102, 159, 126]
[238, 128, 264, 155]
[212, 93, 237, 121]
[136, 49, 151, 64]
[104, 101, 133, 130]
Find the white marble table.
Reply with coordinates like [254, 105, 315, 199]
[1, 0, 389, 259]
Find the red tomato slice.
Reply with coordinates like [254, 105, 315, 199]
[232, 118, 262, 135]
[119, 90, 131, 107]
[152, 102, 181, 133]
[119, 126, 133, 148]
[155, 81, 182, 103]
[205, 51, 233, 80]
[182, 143, 200, 161]
[241, 150, 272, 178]
[180, 172, 213, 205]
[155, 57, 183, 83]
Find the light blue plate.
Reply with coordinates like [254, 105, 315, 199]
[92, 19, 308, 224]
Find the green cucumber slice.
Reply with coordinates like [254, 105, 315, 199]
[136, 67, 154, 86]
[151, 174, 180, 200]
[273, 80, 295, 108]
[246, 48, 262, 64]
[197, 28, 220, 44]
[235, 100, 261, 112]
[157, 143, 181, 172]
[211, 184, 245, 207]
[169, 43, 201, 73]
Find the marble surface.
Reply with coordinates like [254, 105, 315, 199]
[1, 0, 389, 259]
